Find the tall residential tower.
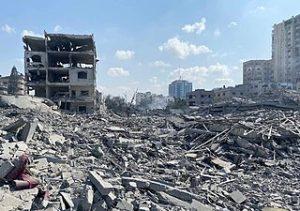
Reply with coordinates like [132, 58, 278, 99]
[272, 14, 300, 87]
[168, 79, 192, 99]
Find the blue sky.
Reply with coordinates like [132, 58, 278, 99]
[1, 0, 300, 99]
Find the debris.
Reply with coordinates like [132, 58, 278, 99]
[229, 190, 247, 204]
[77, 185, 94, 211]
[115, 199, 134, 210]
[0, 106, 300, 210]
[2, 118, 38, 142]
[60, 192, 74, 209]
[47, 133, 66, 145]
[89, 171, 114, 195]
[0, 161, 14, 179]
[0, 186, 39, 210]
[262, 208, 289, 211]
[211, 157, 235, 172]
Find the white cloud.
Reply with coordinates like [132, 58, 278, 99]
[115, 50, 135, 60]
[250, 6, 266, 14]
[214, 29, 221, 37]
[232, 66, 240, 71]
[256, 6, 265, 11]
[98, 84, 137, 100]
[1, 24, 16, 34]
[182, 18, 206, 34]
[54, 25, 62, 33]
[228, 21, 238, 28]
[169, 63, 234, 87]
[170, 66, 208, 86]
[22, 30, 43, 37]
[107, 67, 129, 77]
[148, 76, 167, 94]
[211, 52, 229, 58]
[208, 63, 230, 77]
[159, 37, 211, 59]
[214, 78, 234, 85]
[149, 76, 159, 84]
[151, 60, 171, 68]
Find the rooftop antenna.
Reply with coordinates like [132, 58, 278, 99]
[179, 65, 182, 80]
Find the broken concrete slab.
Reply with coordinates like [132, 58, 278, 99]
[262, 208, 289, 211]
[166, 187, 194, 202]
[211, 157, 235, 172]
[60, 192, 74, 209]
[20, 119, 38, 142]
[157, 191, 212, 211]
[89, 171, 114, 195]
[2, 118, 38, 142]
[2, 118, 26, 132]
[91, 197, 107, 211]
[104, 192, 117, 208]
[0, 187, 39, 210]
[47, 133, 66, 145]
[0, 160, 14, 179]
[77, 185, 94, 211]
[122, 177, 150, 189]
[115, 199, 134, 211]
[229, 190, 247, 204]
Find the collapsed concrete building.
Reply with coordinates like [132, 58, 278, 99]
[187, 85, 249, 106]
[135, 91, 174, 110]
[0, 66, 26, 95]
[23, 32, 97, 113]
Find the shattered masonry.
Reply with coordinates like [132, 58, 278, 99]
[23, 32, 97, 113]
[0, 105, 299, 210]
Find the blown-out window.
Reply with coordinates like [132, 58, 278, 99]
[78, 71, 87, 79]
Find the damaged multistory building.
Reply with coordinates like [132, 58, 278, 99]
[0, 66, 26, 95]
[23, 32, 97, 113]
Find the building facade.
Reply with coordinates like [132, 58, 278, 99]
[185, 84, 251, 106]
[213, 84, 248, 103]
[186, 89, 213, 106]
[136, 92, 152, 106]
[168, 79, 192, 99]
[243, 60, 273, 85]
[272, 14, 300, 87]
[23, 32, 97, 113]
[0, 66, 26, 95]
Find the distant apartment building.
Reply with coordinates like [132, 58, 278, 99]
[168, 79, 192, 99]
[243, 59, 274, 95]
[136, 92, 152, 106]
[243, 60, 273, 85]
[213, 84, 248, 103]
[23, 32, 97, 113]
[186, 89, 213, 106]
[272, 14, 300, 88]
[186, 84, 250, 106]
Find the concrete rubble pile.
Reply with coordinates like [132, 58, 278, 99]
[0, 106, 299, 211]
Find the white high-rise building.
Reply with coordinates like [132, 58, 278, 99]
[272, 15, 300, 87]
[168, 79, 192, 99]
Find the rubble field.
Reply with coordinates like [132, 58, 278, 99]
[0, 106, 299, 211]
